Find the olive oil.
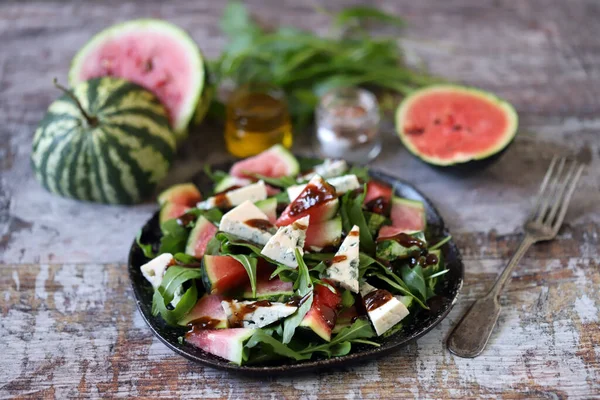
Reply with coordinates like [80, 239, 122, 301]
[225, 84, 293, 158]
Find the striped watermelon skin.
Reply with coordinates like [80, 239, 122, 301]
[31, 77, 176, 204]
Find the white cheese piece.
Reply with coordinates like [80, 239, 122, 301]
[286, 184, 306, 202]
[326, 175, 361, 194]
[300, 159, 348, 181]
[286, 174, 360, 202]
[325, 225, 360, 293]
[361, 282, 410, 336]
[260, 216, 310, 268]
[141, 253, 173, 289]
[221, 300, 298, 328]
[219, 200, 274, 245]
[140, 253, 183, 306]
[197, 180, 267, 209]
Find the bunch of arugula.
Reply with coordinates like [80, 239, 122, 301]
[210, 2, 439, 128]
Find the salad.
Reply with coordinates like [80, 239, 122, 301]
[136, 145, 450, 366]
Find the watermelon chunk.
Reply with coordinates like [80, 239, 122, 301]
[229, 144, 299, 179]
[363, 180, 393, 215]
[158, 183, 202, 206]
[159, 202, 189, 223]
[276, 175, 339, 227]
[299, 282, 342, 342]
[69, 19, 208, 139]
[202, 255, 249, 294]
[255, 198, 278, 224]
[379, 197, 426, 238]
[304, 217, 342, 251]
[241, 274, 294, 301]
[185, 328, 256, 365]
[179, 294, 228, 328]
[332, 306, 362, 334]
[185, 216, 218, 258]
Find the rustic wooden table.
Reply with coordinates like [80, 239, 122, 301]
[1, 1, 599, 398]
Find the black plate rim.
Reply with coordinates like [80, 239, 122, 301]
[128, 163, 464, 374]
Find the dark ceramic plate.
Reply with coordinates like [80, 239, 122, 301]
[128, 161, 464, 374]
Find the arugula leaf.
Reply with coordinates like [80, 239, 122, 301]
[245, 330, 311, 361]
[333, 6, 405, 30]
[298, 157, 325, 172]
[215, 232, 264, 256]
[158, 219, 189, 254]
[282, 249, 314, 343]
[340, 185, 375, 254]
[430, 235, 452, 251]
[152, 284, 198, 326]
[173, 253, 201, 266]
[347, 165, 370, 182]
[341, 289, 355, 308]
[203, 164, 229, 185]
[184, 208, 223, 225]
[299, 318, 377, 355]
[368, 271, 428, 309]
[229, 254, 258, 298]
[136, 230, 156, 258]
[364, 211, 390, 236]
[399, 265, 427, 302]
[151, 266, 203, 325]
[270, 264, 298, 282]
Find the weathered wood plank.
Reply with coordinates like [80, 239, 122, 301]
[0, 260, 598, 398]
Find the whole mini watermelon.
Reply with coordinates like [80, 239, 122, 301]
[31, 77, 176, 204]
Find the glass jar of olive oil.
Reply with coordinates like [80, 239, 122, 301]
[225, 83, 293, 158]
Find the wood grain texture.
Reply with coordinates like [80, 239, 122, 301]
[1, 0, 599, 398]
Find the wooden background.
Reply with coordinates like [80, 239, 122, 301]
[1, 0, 599, 398]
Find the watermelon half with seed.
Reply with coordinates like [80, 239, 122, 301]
[69, 19, 210, 141]
[396, 85, 518, 166]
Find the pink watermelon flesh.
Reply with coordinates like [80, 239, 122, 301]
[402, 90, 510, 161]
[276, 176, 339, 227]
[265, 185, 281, 197]
[379, 198, 425, 238]
[202, 255, 249, 294]
[73, 30, 196, 130]
[229, 146, 296, 179]
[179, 294, 227, 327]
[242, 275, 293, 299]
[304, 218, 342, 250]
[185, 328, 255, 365]
[300, 282, 342, 342]
[158, 183, 202, 206]
[185, 216, 218, 258]
[159, 203, 189, 223]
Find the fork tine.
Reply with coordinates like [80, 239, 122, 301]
[545, 160, 578, 225]
[530, 156, 558, 220]
[552, 164, 584, 232]
[535, 157, 566, 223]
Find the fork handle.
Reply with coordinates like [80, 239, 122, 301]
[489, 234, 535, 298]
[447, 234, 535, 358]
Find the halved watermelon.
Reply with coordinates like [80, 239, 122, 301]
[179, 294, 228, 328]
[255, 198, 277, 224]
[69, 19, 209, 140]
[185, 216, 218, 258]
[229, 145, 299, 179]
[363, 180, 393, 215]
[185, 328, 256, 365]
[396, 85, 518, 166]
[378, 197, 426, 238]
[299, 281, 342, 342]
[202, 255, 249, 294]
[276, 176, 339, 227]
[304, 217, 342, 250]
[158, 183, 202, 206]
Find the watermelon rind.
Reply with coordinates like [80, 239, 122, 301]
[31, 77, 176, 204]
[395, 84, 518, 166]
[69, 19, 206, 141]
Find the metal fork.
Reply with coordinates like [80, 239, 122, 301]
[447, 156, 584, 358]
